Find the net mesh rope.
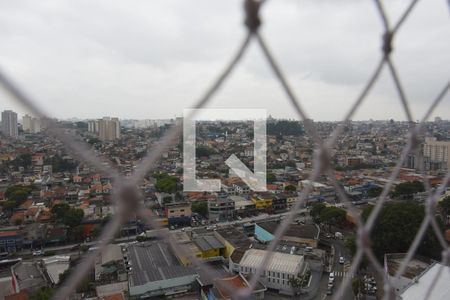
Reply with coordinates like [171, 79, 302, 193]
[0, 0, 449, 299]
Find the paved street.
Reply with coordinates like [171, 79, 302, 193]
[314, 238, 355, 300]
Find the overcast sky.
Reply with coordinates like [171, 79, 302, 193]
[0, 0, 448, 121]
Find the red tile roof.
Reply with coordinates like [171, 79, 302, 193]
[103, 293, 124, 300]
[5, 291, 29, 300]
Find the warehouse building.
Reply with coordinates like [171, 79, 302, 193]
[127, 242, 198, 298]
[236, 249, 308, 296]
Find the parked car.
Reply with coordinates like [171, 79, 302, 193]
[32, 250, 44, 256]
[329, 272, 335, 281]
[326, 286, 333, 295]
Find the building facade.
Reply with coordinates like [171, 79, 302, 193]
[98, 117, 121, 141]
[236, 249, 308, 296]
[423, 137, 450, 171]
[1, 110, 18, 137]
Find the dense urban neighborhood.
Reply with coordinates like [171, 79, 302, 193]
[0, 112, 450, 300]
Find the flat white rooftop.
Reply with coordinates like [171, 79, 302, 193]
[400, 263, 450, 300]
[239, 249, 304, 275]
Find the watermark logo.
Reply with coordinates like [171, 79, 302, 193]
[183, 109, 267, 192]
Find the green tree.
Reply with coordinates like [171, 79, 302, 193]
[63, 209, 84, 228]
[51, 203, 71, 220]
[352, 277, 364, 296]
[196, 145, 216, 158]
[163, 196, 173, 204]
[11, 153, 32, 169]
[344, 236, 356, 256]
[439, 196, 450, 225]
[70, 225, 85, 242]
[5, 185, 32, 204]
[367, 186, 382, 198]
[319, 206, 346, 228]
[51, 203, 84, 229]
[362, 202, 442, 261]
[192, 201, 208, 217]
[267, 120, 304, 136]
[267, 172, 276, 184]
[284, 185, 297, 192]
[44, 155, 77, 173]
[310, 203, 326, 223]
[154, 173, 179, 193]
[91, 224, 103, 237]
[2, 200, 18, 211]
[391, 181, 425, 199]
[136, 235, 147, 242]
[33, 287, 54, 300]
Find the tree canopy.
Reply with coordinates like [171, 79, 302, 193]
[310, 203, 326, 223]
[154, 173, 179, 193]
[391, 181, 425, 198]
[44, 155, 77, 172]
[51, 203, 84, 228]
[439, 196, 450, 225]
[192, 201, 208, 217]
[362, 202, 442, 261]
[33, 287, 54, 300]
[267, 120, 304, 136]
[367, 186, 382, 198]
[4, 185, 33, 208]
[196, 145, 216, 158]
[319, 206, 347, 228]
[284, 185, 297, 192]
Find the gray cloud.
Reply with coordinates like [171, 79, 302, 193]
[0, 0, 448, 121]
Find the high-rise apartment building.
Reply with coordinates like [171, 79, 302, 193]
[423, 137, 450, 171]
[1, 110, 18, 137]
[22, 114, 41, 133]
[87, 120, 99, 133]
[98, 117, 120, 141]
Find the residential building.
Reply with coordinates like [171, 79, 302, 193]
[192, 235, 225, 258]
[98, 117, 120, 141]
[231, 196, 256, 217]
[22, 115, 41, 133]
[88, 120, 99, 133]
[95, 244, 127, 283]
[272, 194, 288, 212]
[0, 231, 23, 253]
[1, 110, 18, 137]
[42, 256, 70, 286]
[200, 273, 266, 300]
[208, 196, 235, 222]
[233, 182, 250, 195]
[11, 261, 46, 295]
[165, 202, 191, 226]
[391, 258, 450, 300]
[423, 137, 450, 170]
[254, 222, 320, 248]
[384, 253, 435, 297]
[251, 193, 273, 212]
